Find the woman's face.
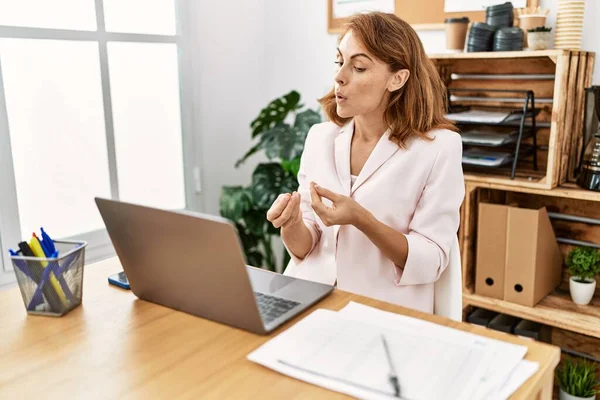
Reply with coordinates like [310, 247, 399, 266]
[334, 30, 407, 119]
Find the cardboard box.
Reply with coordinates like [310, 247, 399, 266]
[504, 206, 563, 307]
[475, 203, 563, 307]
[475, 203, 508, 299]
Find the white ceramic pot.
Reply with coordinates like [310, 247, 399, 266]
[527, 31, 553, 50]
[569, 276, 596, 305]
[559, 388, 596, 400]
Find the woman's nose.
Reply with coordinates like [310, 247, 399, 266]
[335, 69, 346, 86]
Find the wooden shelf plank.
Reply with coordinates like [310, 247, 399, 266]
[429, 50, 569, 60]
[464, 173, 550, 189]
[463, 291, 600, 338]
[465, 180, 600, 201]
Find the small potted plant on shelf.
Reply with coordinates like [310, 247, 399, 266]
[557, 357, 600, 400]
[527, 26, 553, 50]
[566, 246, 600, 305]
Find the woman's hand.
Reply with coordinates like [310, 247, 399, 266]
[266, 192, 302, 229]
[309, 182, 368, 227]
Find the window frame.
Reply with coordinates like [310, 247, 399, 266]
[0, 0, 199, 285]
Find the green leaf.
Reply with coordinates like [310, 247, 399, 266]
[250, 90, 302, 138]
[566, 247, 600, 281]
[281, 157, 301, 177]
[281, 169, 300, 194]
[261, 123, 306, 161]
[294, 108, 321, 136]
[234, 141, 262, 168]
[243, 208, 268, 237]
[251, 163, 299, 209]
[235, 224, 263, 267]
[245, 249, 264, 268]
[220, 186, 253, 222]
[557, 357, 600, 397]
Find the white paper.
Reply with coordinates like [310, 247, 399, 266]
[494, 360, 539, 400]
[333, 0, 395, 19]
[337, 302, 532, 400]
[444, 0, 526, 13]
[248, 308, 524, 400]
[446, 110, 512, 124]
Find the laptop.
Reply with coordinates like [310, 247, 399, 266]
[95, 197, 334, 335]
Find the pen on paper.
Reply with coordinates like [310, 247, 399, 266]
[382, 333, 401, 398]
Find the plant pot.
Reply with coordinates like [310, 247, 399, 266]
[559, 388, 596, 400]
[569, 276, 596, 305]
[518, 15, 547, 32]
[527, 31, 553, 50]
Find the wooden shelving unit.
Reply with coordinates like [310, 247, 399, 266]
[429, 49, 568, 60]
[465, 181, 600, 202]
[463, 291, 600, 339]
[460, 179, 600, 361]
[431, 50, 595, 190]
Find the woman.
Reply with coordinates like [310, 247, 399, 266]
[266, 12, 464, 314]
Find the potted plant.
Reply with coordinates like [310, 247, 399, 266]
[557, 357, 600, 400]
[219, 90, 321, 272]
[527, 26, 553, 50]
[566, 246, 600, 305]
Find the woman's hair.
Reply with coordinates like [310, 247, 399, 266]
[319, 12, 457, 145]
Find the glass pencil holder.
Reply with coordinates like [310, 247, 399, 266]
[10, 240, 87, 316]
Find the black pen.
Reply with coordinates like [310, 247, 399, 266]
[381, 333, 401, 398]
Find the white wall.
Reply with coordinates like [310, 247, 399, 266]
[265, 0, 599, 108]
[192, 1, 599, 215]
[189, 1, 269, 215]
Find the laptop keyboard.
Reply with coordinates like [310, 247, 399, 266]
[254, 292, 301, 324]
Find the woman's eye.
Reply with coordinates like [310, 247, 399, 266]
[334, 61, 343, 67]
[354, 67, 366, 72]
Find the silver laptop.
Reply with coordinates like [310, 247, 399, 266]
[95, 197, 334, 334]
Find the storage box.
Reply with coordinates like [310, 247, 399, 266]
[514, 319, 552, 343]
[504, 206, 563, 307]
[475, 203, 508, 299]
[467, 307, 499, 327]
[488, 313, 522, 334]
[474, 203, 563, 307]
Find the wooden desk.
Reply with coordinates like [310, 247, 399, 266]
[0, 258, 560, 399]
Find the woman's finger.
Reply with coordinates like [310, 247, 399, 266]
[266, 193, 290, 222]
[272, 192, 298, 228]
[310, 184, 329, 218]
[281, 192, 302, 227]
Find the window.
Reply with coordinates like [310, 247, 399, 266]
[0, 0, 195, 284]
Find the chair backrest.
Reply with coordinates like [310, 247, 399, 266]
[434, 235, 463, 322]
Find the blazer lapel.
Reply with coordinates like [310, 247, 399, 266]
[334, 119, 353, 196]
[351, 130, 399, 195]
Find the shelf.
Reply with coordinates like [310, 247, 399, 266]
[429, 50, 568, 60]
[464, 181, 600, 202]
[449, 109, 541, 128]
[463, 291, 600, 338]
[463, 146, 537, 169]
[460, 129, 534, 147]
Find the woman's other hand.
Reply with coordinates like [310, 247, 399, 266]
[266, 192, 302, 229]
[310, 182, 368, 227]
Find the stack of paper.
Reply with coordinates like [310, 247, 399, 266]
[446, 110, 525, 124]
[247, 302, 538, 400]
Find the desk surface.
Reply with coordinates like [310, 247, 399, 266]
[0, 258, 560, 399]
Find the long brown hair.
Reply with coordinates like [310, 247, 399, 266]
[319, 12, 457, 146]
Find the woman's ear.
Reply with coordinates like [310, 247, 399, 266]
[388, 69, 410, 92]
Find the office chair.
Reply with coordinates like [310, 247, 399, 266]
[434, 235, 463, 322]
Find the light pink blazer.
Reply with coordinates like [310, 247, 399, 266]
[283, 119, 465, 314]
